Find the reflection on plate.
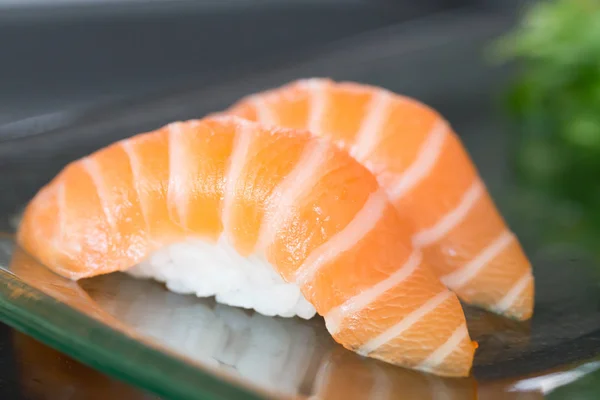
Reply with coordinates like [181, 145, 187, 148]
[83, 272, 326, 397]
[80, 271, 477, 399]
[4, 237, 600, 399]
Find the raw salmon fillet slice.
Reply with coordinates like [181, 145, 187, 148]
[225, 78, 534, 321]
[17, 116, 476, 377]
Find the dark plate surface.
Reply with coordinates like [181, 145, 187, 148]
[1, 10, 600, 400]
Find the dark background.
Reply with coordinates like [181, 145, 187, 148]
[0, 1, 517, 398]
[0, 0, 514, 125]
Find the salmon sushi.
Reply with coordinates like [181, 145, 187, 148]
[16, 116, 476, 377]
[225, 78, 535, 321]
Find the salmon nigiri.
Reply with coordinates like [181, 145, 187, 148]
[17, 116, 476, 377]
[225, 78, 534, 321]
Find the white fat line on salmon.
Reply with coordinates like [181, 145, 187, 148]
[412, 179, 484, 247]
[417, 324, 469, 373]
[221, 122, 256, 239]
[307, 79, 329, 134]
[256, 140, 331, 251]
[493, 272, 533, 314]
[167, 122, 193, 229]
[357, 291, 453, 356]
[350, 90, 393, 162]
[120, 141, 151, 236]
[441, 230, 514, 290]
[294, 189, 389, 287]
[250, 96, 279, 126]
[81, 157, 117, 229]
[298, 77, 330, 89]
[324, 250, 421, 335]
[387, 119, 448, 201]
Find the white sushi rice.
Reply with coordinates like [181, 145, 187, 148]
[127, 237, 317, 320]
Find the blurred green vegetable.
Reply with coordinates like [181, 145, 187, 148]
[492, 0, 600, 263]
[496, 0, 600, 207]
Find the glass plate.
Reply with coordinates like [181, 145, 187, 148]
[2, 10, 600, 400]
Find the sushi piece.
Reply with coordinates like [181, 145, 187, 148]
[225, 78, 534, 321]
[16, 116, 476, 377]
